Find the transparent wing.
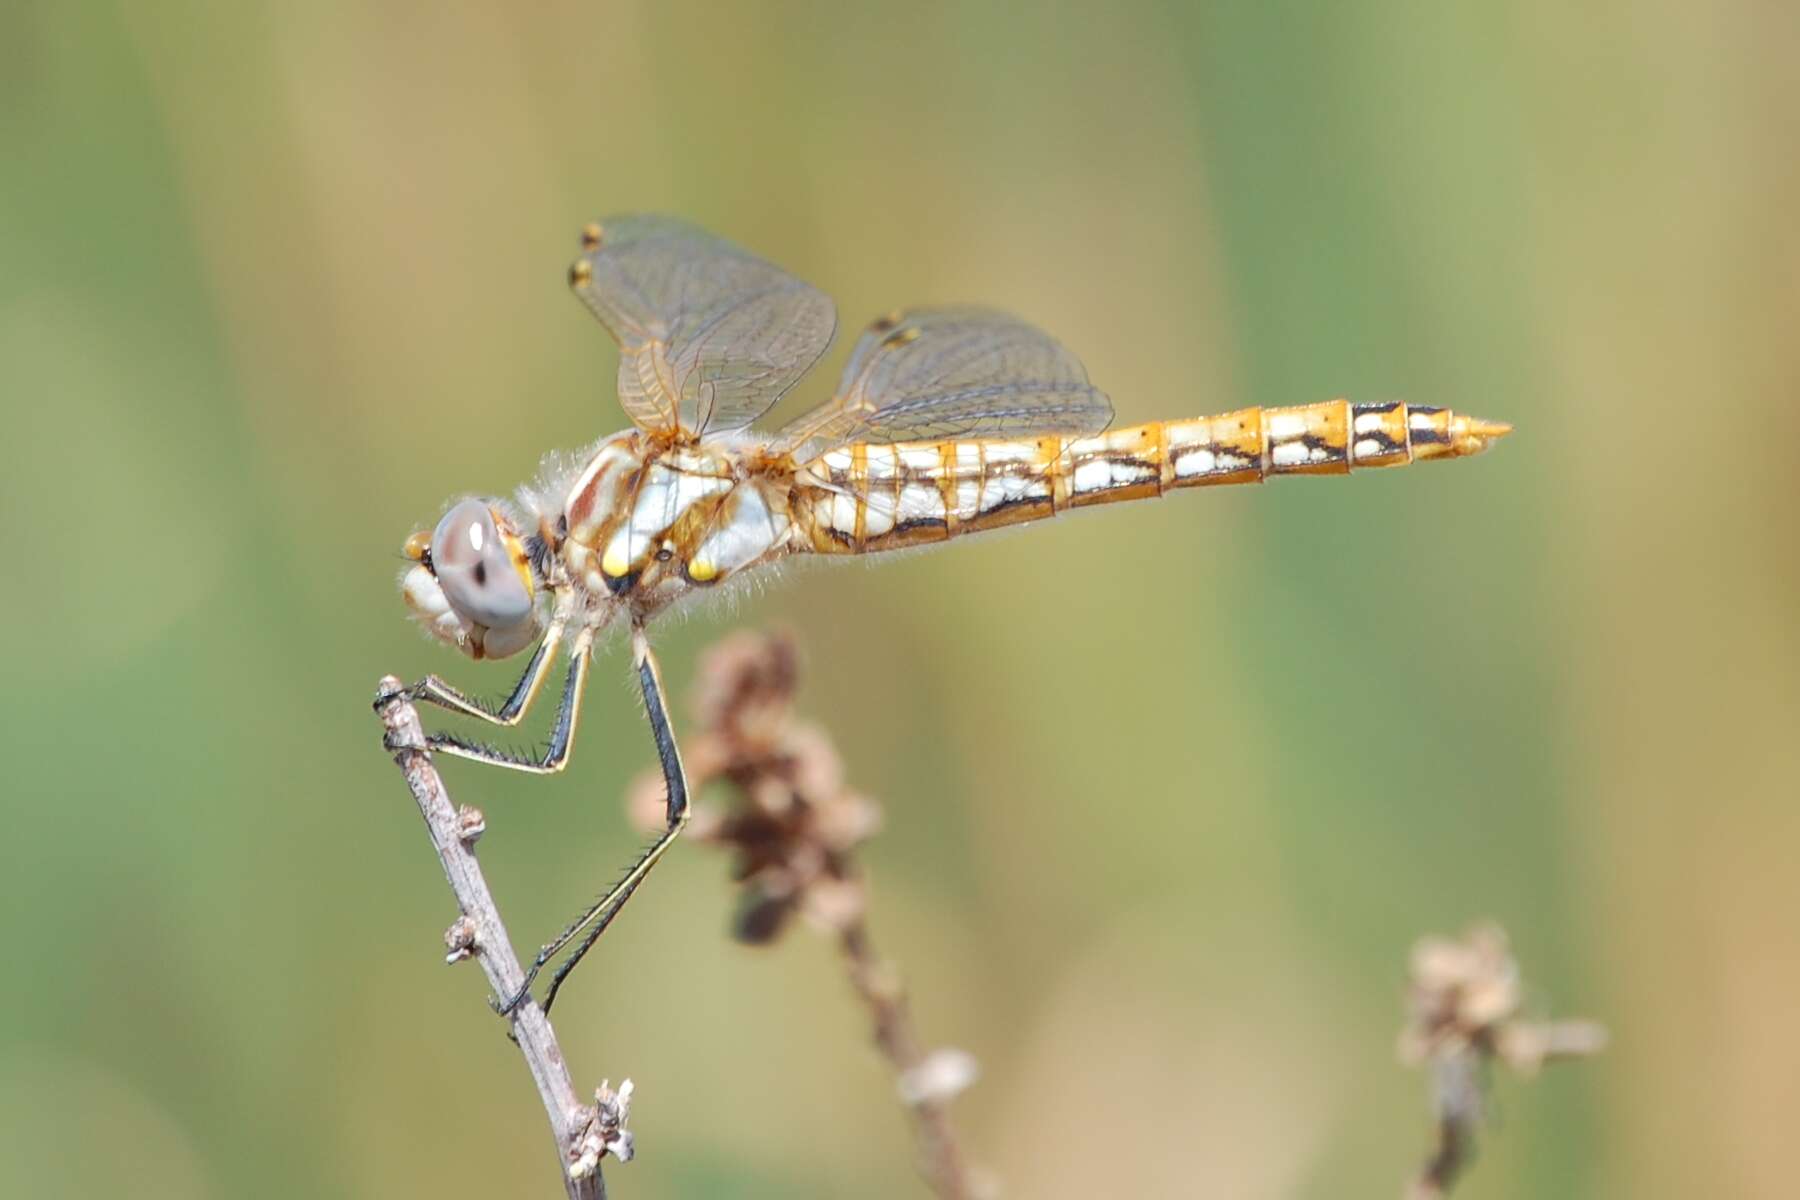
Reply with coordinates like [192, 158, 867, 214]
[570, 215, 837, 439]
[776, 307, 1113, 452]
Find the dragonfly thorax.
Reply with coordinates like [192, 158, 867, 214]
[557, 431, 797, 618]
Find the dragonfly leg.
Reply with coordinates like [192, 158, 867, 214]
[497, 624, 691, 1015]
[376, 609, 569, 727]
[413, 630, 592, 775]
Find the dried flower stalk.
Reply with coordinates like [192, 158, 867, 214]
[1400, 923, 1606, 1198]
[628, 631, 984, 1199]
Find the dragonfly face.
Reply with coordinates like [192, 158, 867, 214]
[400, 497, 544, 660]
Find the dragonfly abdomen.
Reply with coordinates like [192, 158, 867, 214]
[793, 399, 1509, 555]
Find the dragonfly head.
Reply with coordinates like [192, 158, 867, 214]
[399, 498, 543, 660]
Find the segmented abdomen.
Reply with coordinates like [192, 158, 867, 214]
[791, 399, 1508, 555]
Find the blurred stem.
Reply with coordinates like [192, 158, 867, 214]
[663, 630, 982, 1198]
[375, 677, 606, 1200]
[1407, 1049, 1481, 1200]
[839, 917, 974, 1200]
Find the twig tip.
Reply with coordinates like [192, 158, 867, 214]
[569, 1078, 636, 1178]
[444, 915, 479, 964]
[1401, 923, 1604, 1197]
[455, 804, 487, 844]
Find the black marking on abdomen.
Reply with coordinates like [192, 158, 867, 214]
[893, 516, 949, 538]
[1407, 407, 1449, 445]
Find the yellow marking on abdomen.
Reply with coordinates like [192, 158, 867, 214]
[791, 401, 1509, 555]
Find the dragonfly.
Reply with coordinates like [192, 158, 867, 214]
[383, 214, 1510, 1015]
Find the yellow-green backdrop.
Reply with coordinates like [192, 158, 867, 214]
[3, 3, 1795, 1197]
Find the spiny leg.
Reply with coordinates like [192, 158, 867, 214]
[541, 625, 691, 1013]
[498, 623, 691, 1016]
[377, 608, 569, 727]
[425, 629, 593, 774]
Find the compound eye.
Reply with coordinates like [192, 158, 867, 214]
[430, 500, 533, 630]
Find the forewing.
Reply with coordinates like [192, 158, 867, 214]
[777, 307, 1113, 452]
[570, 215, 837, 439]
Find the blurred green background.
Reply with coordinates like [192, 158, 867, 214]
[4, 2, 1796, 1197]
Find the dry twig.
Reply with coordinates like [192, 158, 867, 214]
[1399, 923, 1606, 1199]
[377, 678, 632, 1200]
[627, 631, 985, 1199]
